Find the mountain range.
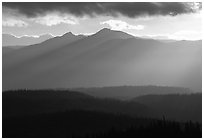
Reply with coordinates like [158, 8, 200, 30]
[2, 28, 202, 92]
[2, 33, 53, 47]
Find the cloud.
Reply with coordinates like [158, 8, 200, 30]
[32, 14, 78, 26]
[100, 20, 144, 30]
[2, 2, 201, 18]
[2, 18, 28, 27]
[137, 31, 201, 40]
[168, 30, 201, 40]
[13, 33, 55, 38]
[2, 6, 28, 27]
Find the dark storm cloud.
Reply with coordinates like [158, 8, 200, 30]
[2, 2, 201, 18]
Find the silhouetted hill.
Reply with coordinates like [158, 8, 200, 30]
[133, 93, 202, 122]
[3, 90, 152, 118]
[3, 90, 201, 122]
[2, 90, 201, 137]
[3, 29, 201, 91]
[73, 86, 191, 100]
[3, 110, 201, 138]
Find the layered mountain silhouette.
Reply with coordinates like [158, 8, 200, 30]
[73, 86, 192, 100]
[2, 28, 202, 92]
[2, 33, 53, 47]
[2, 90, 152, 118]
[3, 90, 201, 122]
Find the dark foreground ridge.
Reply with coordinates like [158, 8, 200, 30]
[3, 110, 201, 138]
[2, 89, 202, 138]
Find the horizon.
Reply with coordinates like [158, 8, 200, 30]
[2, 27, 202, 41]
[3, 2, 202, 40]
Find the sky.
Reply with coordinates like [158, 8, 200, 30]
[2, 2, 202, 40]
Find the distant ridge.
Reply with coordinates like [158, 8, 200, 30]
[73, 86, 192, 100]
[2, 34, 53, 47]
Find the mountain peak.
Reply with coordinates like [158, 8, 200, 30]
[62, 32, 75, 38]
[96, 28, 112, 34]
[99, 28, 111, 32]
[93, 28, 134, 39]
